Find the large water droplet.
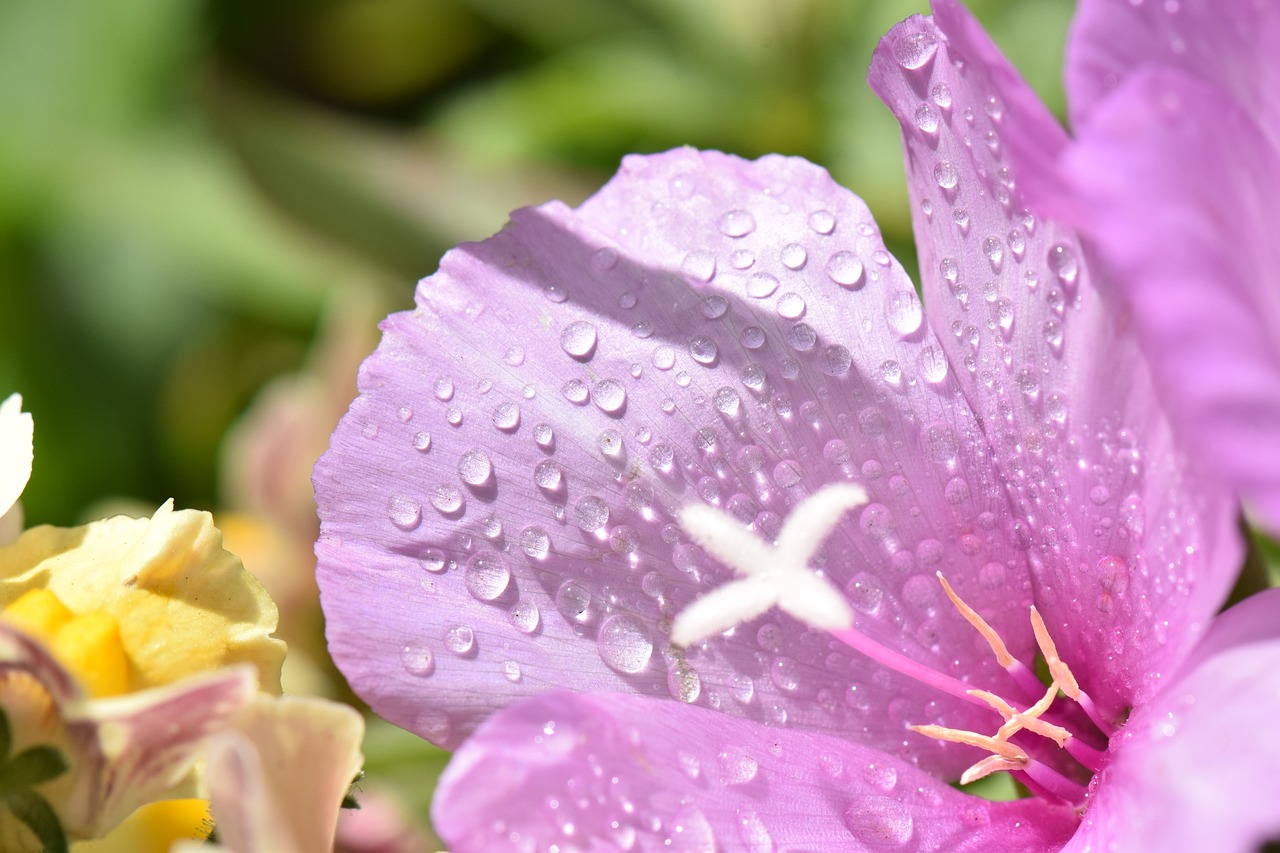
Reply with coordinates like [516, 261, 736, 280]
[681, 250, 717, 282]
[492, 401, 520, 431]
[931, 82, 953, 109]
[430, 484, 464, 514]
[560, 320, 598, 359]
[458, 449, 493, 485]
[464, 553, 510, 601]
[562, 378, 589, 404]
[777, 291, 806, 319]
[689, 335, 718, 364]
[574, 496, 610, 532]
[717, 748, 759, 785]
[592, 379, 627, 413]
[597, 614, 653, 674]
[914, 103, 940, 134]
[933, 161, 959, 189]
[1048, 243, 1079, 285]
[509, 600, 540, 633]
[433, 377, 454, 401]
[918, 346, 949, 384]
[668, 661, 701, 703]
[387, 495, 422, 530]
[555, 580, 593, 623]
[534, 459, 563, 490]
[886, 290, 923, 336]
[893, 30, 939, 69]
[400, 645, 434, 676]
[780, 243, 808, 269]
[444, 625, 474, 655]
[714, 386, 741, 416]
[843, 797, 913, 847]
[747, 272, 779, 298]
[826, 252, 864, 288]
[808, 209, 836, 234]
[719, 209, 757, 237]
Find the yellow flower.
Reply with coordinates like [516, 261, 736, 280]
[0, 501, 285, 696]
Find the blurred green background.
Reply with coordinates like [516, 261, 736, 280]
[0, 0, 1075, 528]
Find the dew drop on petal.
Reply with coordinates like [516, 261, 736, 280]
[931, 82, 952, 109]
[1049, 243, 1079, 285]
[411, 431, 431, 452]
[894, 29, 938, 69]
[592, 379, 626, 413]
[533, 423, 555, 448]
[777, 291, 806, 319]
[534, 459, 563, 490]
[556, 580, 593, 623]
[886, 290, 923, 336]
[433, 377, 454, 401]
[560, 320, 598, 359]
[714, 386, 741, 416]
[933, 161, 959, 189]
[492, 401, 520, 431]
[668, 662, 701, 703]
[458, 449, 493, 485]
[689, 335, 718, 364]
[826, 252, 864, 287]
[444, 625, 474, 655]
[719, 209, 757, 237]
[464, 553, 510, 601]
[682, 250, 717, 282]
[574, 496, 610, 532]
[509, 600, 540, 633]
[748, 272, 780, 298]
[400, 645, 434, 676]
[918, 346, 949, 384]
[808, 209, 836, 234]
[781, 243, 807, 269]
[520, 526, 551, 559]
[843, 797, 913, 847]
[824, 344, 852, 376]
[717, 748, 759, 785]
[562, 378, 589, 404]
[430, 484, 464, 514]
[597, 614, 653, 674]
[914, 103, 940, 134]
[387, 495, 421, 530]
[652, 345, 676, 370]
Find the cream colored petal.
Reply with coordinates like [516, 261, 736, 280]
[0, 503, 285, 693]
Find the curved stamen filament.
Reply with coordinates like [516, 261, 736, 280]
[937, 572, 1045, 701]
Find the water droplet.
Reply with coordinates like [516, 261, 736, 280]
[444, 625, 475, 655]
[702, 294, 728, 319]
[826, 252, 864, 287]
[780, 243, 808, 269]
[592, 379, 627, 413]
[445, 407, 463, 426]
[918, 346, 949, 383]
[893, 29, 938, 69]
[534, 459, 563, 490]
[1089, 485, 1111, 506]
[689, 335, 718, 364]
[400, 645, 434, 676]
[731, 249, 755, 269]
[430, 484, 464, 514]
[1048, 243, 1079, 285]
[508, 600, 539, 633]
[982, 235, 1004, 269]
[808, 209, 836, 234]
[719, 209, 757, 237]
[652, 344, 676, 370]
[886, 290, 923, 336]
[556, 580, 593, 623]
[786, 323, 817, 351]
[434, 377, 454, 401]
[387, 495, 422, 530]
[1044, 320, 1064, 353]
[933, 160, 959, 189]
[714, 386, 741, 416]
[682, 250, 717, 282]
[747, 272, 780, 298]
[411, 431, 431, 452]
[562, 378, 589, 404]
[668, 661, 701, 703]
[773, 460, 803, 488]
[880, 360, 902, 386]
[502, 660, 521, 682]
[533, 423, 554, 449]
[492, 401, 520, 432]
[597, 614, 653, 674]
[843, 797, 913, 847]
[717, 748, 759, 785]
[574, 496, 610, 532]
[931, 82, 952, 109]
[824, 344, 852, 376]
[737, 812, 772, 851]
[464, 553, 510, 601]
[458, 449, 493, 485]
[591, 246, 620, 271]
[560, 320, 598, 359]
[777, 291, 806, 319]
[914, 103, 940, 133]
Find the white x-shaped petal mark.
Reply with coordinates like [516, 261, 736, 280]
[671, 482, 867, 647]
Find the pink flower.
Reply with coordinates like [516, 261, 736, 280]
[1004, 0, 1280, 532]
[314, 3, 1280, 849]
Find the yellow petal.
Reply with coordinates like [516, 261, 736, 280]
[0, 502, 284, 693]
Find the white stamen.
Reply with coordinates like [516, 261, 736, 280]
[671, 482, 867, 647]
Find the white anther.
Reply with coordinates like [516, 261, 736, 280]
[670, 482, 867, 647]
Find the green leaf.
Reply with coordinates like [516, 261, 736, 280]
[0, 746, 70, 795]
[6, 790, 67, 853]
[0, 708, 11, 763]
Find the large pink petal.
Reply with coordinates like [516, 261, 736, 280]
[1066, 0, 1280, 142]
[869, 6, 1240, 720]
[1064, 635, 1280, 853]
[315, 147, 1038, 770]
[433, 690, 1079, 852]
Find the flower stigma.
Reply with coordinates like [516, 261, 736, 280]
[672, 487, 1114, 810]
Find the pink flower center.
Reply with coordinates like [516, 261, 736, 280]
[673, 483, 1114, 809]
